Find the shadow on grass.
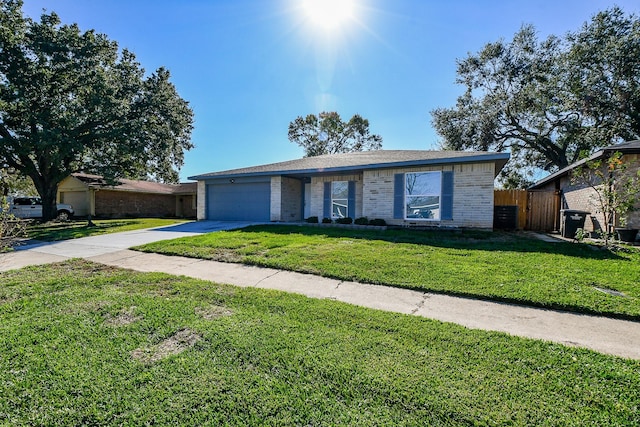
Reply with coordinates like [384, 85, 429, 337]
[27, 219, 142, 241]
[236, 224, 629, 261]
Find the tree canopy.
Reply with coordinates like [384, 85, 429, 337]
[0, 167, 35, 196]
[288, 112, 382, 157]
[0, 0, 194, 219]
[431, 7, 640, 188]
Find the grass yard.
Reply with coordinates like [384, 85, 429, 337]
[26, 218, 188, 242]
[0, 260, 638, 425]
[135, 225, 640, 319]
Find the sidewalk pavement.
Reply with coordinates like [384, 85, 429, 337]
[1, 222, 639, 360]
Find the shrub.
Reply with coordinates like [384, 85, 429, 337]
[336, 217, 353, 224]
[321, 217, 332, 224]
[1, 197, 26, 252]
[354, 217, 369, 225]
[305, 216, 319, 223]
[369, 218, 387, 226]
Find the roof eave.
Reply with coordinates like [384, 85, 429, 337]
[189, 152, 511, 181]
[529, 149, 606, 189]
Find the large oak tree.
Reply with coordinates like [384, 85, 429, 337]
[288, 111, 382, 157]
[431, 7, 640, 187]
[0, 0, 194, 219]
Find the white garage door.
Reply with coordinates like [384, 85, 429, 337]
[207, 181, 271, 221]
[60, 191, 89, 217]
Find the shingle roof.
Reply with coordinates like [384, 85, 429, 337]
[72, 173, 196, 195]
[189, 150, 510, 180]
[529, 140, 640, 189]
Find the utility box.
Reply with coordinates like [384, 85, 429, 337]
[493, 205, 519, 230]
[560, 210, 590, 238]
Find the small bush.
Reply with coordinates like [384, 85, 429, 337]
[1, 197, 26, 252]
[321, 217, 332, 224]
[336, 217, 353, 224]
[305, 216, 319, 223]
[369, 218, 387, 226]
[354, 217, 369, 225]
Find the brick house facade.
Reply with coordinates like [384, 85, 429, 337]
[58, 173, 197, 219]
[191, 150, 509, 229]
[530, 141, 640, 234]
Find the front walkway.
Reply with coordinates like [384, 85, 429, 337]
[1, 223, 639, 360]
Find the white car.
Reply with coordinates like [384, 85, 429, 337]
[7, 196, 74, 220]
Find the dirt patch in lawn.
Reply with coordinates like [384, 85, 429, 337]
[210, 248, 243, 263]
[0, 295, 17, 305]
[132, 328, 201, 363]
[104, 306, 142, 326]
[195, 305, 233, 320]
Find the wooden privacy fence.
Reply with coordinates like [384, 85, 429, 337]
[494, 189, 528, 230]
[494, 189, 560, 232]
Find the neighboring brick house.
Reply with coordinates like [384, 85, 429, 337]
[529, 140, 640, 234]
[57, 173, 197, 219]
[189, 150, 510, 229]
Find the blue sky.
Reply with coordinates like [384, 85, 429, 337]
[21, 0, 640, 181]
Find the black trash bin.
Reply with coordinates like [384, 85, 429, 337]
[560, 210, 590, 238]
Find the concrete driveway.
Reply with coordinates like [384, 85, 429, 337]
[1, 221, 639, 360]
[2, 221, 263, 268]
[13, 220, 262, 257]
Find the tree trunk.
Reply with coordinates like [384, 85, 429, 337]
[40, 183, 58, 222]
[30, 173, 59, 222]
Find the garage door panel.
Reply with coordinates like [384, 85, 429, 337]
[207, 182, 270, 221]
[60, 191, 89, 217]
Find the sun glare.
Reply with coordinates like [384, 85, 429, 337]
[302, 0, 356, 31]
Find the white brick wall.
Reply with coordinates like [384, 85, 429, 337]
[362, 163, 495, 228]
[197, 180, 206, 220]
[450, 163, 495, 228]
[309, 174, 362, 220]
[304, 164, 496, 228]
[270, 176, 282, 222]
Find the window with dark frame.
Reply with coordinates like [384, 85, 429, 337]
[405, 172, 441, 220]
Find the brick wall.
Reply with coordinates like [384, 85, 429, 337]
[197, 181, 206, 220]
[271, 176, 303, 221]
[303, 163, 496, 228]
[362, 163, 495, 228]
[559, 176, 602, 232]
[95, 191, 176, 218]
[270, 176, 282, 221]
[280, 177, 302, 221]
[177, 195, 197, 219]
[560, 153, 640, 231]
[451, 163, 495, 228]
[309, 174, 363, 220]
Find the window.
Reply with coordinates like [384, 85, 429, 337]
[331, 181, 348, 218]
[405, 172, 441, 220]
[323, 181, 355, 220]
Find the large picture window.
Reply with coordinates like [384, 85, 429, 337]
[405, 172, 441, 220]
[331, 181, 348, 218]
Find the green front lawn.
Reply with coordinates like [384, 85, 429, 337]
[135, 225, 640, 318]
[27, 218, 188, 241]
[1, 260, 638, 425]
